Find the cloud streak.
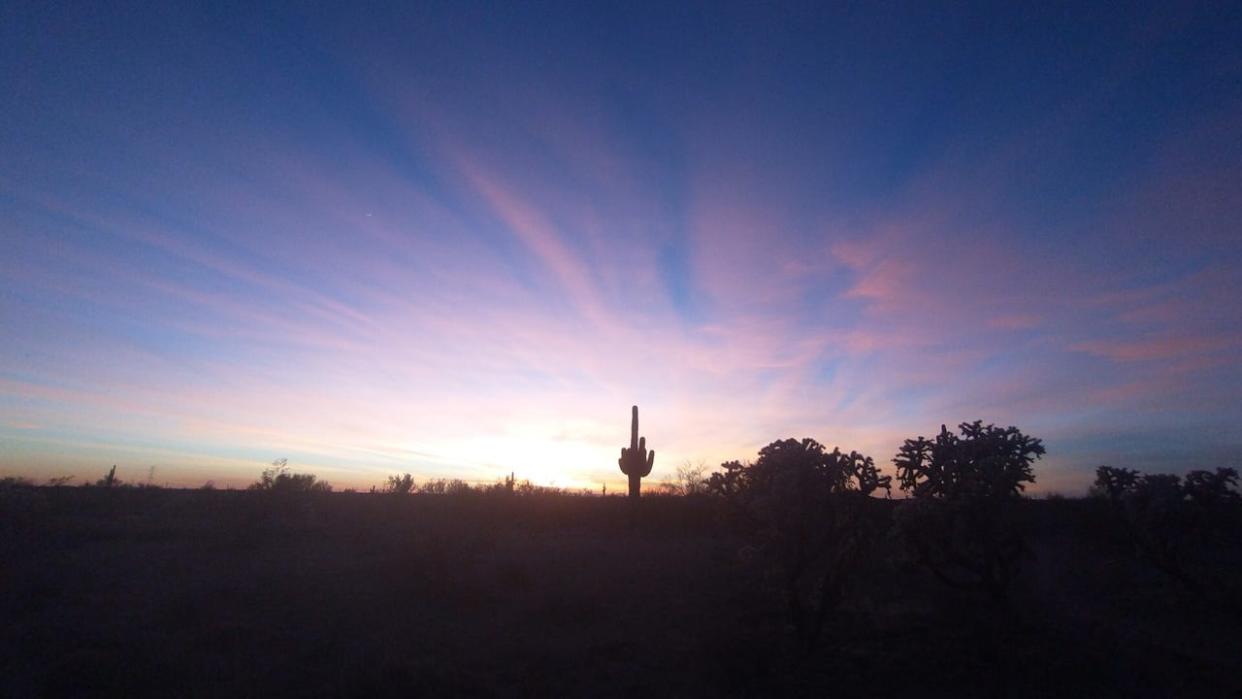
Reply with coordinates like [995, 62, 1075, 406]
[2, 4, 1240, 492]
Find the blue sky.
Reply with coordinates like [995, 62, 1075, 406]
[2, 1, 1239, 491]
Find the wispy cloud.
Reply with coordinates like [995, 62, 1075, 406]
[3, 7, 1240, 492]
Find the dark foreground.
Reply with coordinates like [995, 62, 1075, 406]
[3, 487, 1240, 697]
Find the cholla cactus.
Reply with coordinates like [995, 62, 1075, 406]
[706, 438, 888, 649]
[618, 405, 655, 499]
[1183, 467, 1240, 505]
[1092, 465, 1140, 502]
[891, 421, 1044, 603]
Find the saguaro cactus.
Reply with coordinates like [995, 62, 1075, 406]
[618, 405, 655, 499]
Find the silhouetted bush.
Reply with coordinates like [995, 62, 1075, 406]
[709, 438, 890, 649]
[659, 461, 709, 496]
[1101, 467, 1241, 593]
[1089, 465, 1140, 502]
[1116, 473, 1196, 587]
[1184, 467, 1240, 506]
[382, 473, 417, 495]
[416, 478, 477, 495]
[420, 479, 446, 494]
[493, 472, 516, 495]
[248, 459, 332, 494]
[95, 465, 122, 488]
[891, 421, 1044, 603]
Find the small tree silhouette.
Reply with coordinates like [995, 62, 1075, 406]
[709, 438, 890, 649]
[892, 421, 1044, 603]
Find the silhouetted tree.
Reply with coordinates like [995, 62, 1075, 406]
[710, 438, 890, 649]
[892, 421, 1044, 603]
[618, 405, 655, 499]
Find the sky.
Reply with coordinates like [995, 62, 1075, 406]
[2, 2, 1240, 492]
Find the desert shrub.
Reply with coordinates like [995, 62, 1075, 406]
[419, 478, 446, 494]
[891, 421, 1044, 603]
[515, 479, 563, 496]
[248, 459, 332, 494]
[894, 421, 1041, 499]
[95, 465, 123, 488]
[489, 472, 517, 495]
[1108, 469, 1241, 592]
[1115, 473, 1195, 586]
[1089, 465, 1140, 502]
[0, 478, 47, 532]
[1183, 467, 1239, 506]
[656, 481, 681, 495]
[481, 473, 559, 496]
[709, 438, 890, 649]
[418, 478, 477, 495]
[675, 461, 710, 496]
[382, 473, 417, 495]
[706, 460, 746, 499]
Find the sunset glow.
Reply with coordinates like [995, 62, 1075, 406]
[2, 4, 1239, 492]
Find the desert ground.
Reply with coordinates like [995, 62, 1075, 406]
[3, 485, 1240, 697]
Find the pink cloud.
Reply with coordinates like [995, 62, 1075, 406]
[988, 313, 1042, 330]
[1072, 334, 1239, 363]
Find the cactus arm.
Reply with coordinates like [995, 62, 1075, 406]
[630, 406, 639, 450]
